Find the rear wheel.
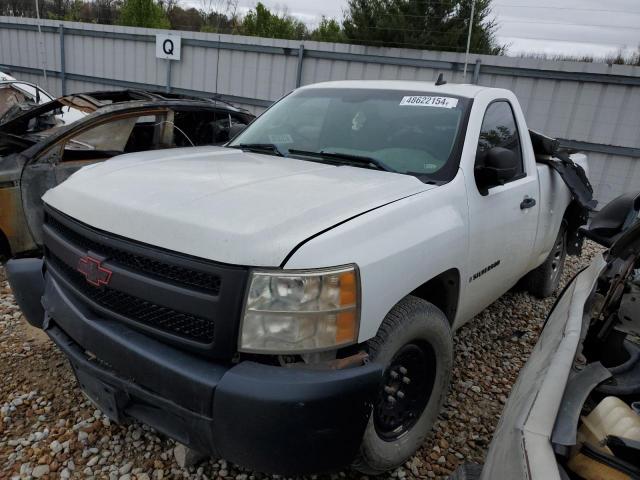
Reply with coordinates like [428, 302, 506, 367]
[353, 296, 453, 475]
[524, 222, 567, 298]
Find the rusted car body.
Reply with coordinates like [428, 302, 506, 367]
[0, 90, 254, 257]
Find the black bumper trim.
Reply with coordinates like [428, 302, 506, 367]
[43, 273, 227, 414]
[212, 359, 381, 473]
[5, 258, 45, 328]
[40, 270, 382, 474]
[47, 324, 218, 451]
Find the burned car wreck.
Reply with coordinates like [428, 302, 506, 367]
[0, 89, 254, 257]
[453, 192, 640, 480]
[0, 71, 86, 125]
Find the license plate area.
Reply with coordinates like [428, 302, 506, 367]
[73, 367, 129, 423]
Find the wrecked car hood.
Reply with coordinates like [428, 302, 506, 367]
[43, 146, 433, 266]
[479, 256, 606, 480]
[476, 201, 640, 480]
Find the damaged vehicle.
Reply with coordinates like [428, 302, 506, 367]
[0, 89, 254, 257]
[452, 192, 640, 480]
[6, 81, 596, 474]
[1, 71, 52, 118]
[0, 71, 86, 125]
[2, 72, 63, 123]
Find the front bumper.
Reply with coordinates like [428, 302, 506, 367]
[7, 259, 382, 474]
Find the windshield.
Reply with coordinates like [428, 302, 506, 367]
[229, 88, 469, 179]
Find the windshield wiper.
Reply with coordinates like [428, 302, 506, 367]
[404, 174, 443, 185]
[232, 143, 286, 157]
[288, 149, 397, 173]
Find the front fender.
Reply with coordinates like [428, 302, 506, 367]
[284, 172, 469, 343]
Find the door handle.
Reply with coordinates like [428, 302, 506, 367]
[520, 197, 536, 209]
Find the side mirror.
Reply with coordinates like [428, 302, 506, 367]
[475, 147, 518, 195]
[228, 123, 247, 141]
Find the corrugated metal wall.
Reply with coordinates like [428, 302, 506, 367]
[1, 16, 639, 205]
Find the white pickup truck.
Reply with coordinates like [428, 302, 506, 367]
[7, 80, 593, 475]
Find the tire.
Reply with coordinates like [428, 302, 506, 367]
[353, 296, 453, 475]
[524, 221, 567, 298]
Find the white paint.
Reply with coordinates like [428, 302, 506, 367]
[43, 146, 430, 267]
[155, 34, 181, 61]
[0, 71, 16, 81]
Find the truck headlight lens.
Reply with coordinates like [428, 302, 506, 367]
[239, 265, 360, 353]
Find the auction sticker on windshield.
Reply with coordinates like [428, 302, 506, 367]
[399, 96, 458, 108]
[268, 134, 293, 144]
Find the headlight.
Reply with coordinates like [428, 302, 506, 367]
[239, 265, 360, 353]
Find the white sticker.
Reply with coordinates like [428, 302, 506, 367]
[268, 133, 293, 144]
[155, 34, 181, 61]
[399, 96, 458, 108]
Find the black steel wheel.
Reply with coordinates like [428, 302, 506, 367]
[374, 342, 437, 441]
[353, 296, 453, 475]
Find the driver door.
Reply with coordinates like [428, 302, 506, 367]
[462, 100, 539, 318]
[20, 110, 168, 247]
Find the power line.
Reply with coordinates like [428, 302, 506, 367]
[496, 19, 640, 31]
[357, 6, 640, 19]
[492, 3, 640, 14]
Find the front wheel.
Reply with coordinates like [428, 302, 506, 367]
[353, 296, 453, 475]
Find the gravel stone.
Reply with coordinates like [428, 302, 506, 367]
[31, 464, 49, 477]
[0, 243, 603, 479]
[119, 461, 134, 474]
[174, 443, 206, 468]
[49, 440, 62, 453]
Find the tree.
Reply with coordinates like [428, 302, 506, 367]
[310, 17, 345, 43]
[239, 2, 307, 40]
[167, 6, 203, 31]
[62, 0, 92, 22]
[198, 0, 239, 33]
[343, 0, 504, 54]
[93, 0, 120, 24]
[119, 0, 170, 28]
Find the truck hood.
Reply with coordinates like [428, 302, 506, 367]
[43, 146, 433, 266]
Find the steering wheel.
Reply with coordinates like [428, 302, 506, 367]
[386, 127, 441, 159]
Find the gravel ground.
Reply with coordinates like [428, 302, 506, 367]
[1, 242, 603, 480]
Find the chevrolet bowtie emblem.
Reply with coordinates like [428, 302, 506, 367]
[77, 256, 112, 287]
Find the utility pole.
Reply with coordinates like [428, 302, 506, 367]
[34, 0, 49, 88]
[463, 0, 476, 79]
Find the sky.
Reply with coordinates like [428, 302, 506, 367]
[191, 0, 640, 58]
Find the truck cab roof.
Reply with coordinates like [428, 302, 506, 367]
[298, 80, 491, 99]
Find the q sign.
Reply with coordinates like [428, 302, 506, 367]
[156, 34, 181, 61]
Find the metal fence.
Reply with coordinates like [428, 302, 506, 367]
[1, 16, 640, 204]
